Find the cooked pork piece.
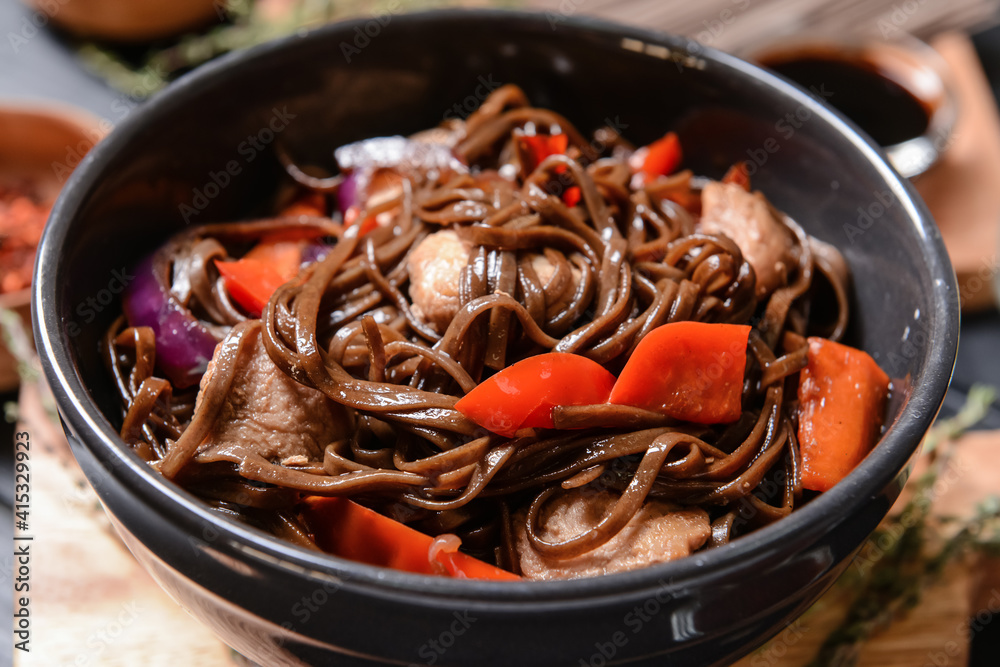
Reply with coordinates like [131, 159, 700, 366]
[407, 229, 471, 334]
[699, 181, 798, 298]
[516, 488, 711, 580]
[194, 326, 344, 465]
[529, 252, 582, 288]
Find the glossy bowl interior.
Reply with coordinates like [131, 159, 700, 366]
[33, 10, 959, 667]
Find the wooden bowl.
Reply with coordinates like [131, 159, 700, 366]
[28, 0, 222, 43]
[0, 103, 103, 391]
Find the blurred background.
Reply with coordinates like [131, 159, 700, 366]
[2, 0, 1000, 665]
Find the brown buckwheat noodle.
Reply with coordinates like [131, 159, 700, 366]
[103, 86, 850, 571]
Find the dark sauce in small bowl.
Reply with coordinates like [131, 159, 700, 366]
[765, 55, 930, 147]
[755, 41, 955, 177]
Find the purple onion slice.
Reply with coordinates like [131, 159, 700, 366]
[122, 255, 220, 389]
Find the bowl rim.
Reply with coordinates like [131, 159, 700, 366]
[33, 8, 959, 604]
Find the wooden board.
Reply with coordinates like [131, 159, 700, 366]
[14, 371, 1000, 666]
[735, 428, 1000, 667]
[734, 569, 972, 667]
[13, 380, 235, 667]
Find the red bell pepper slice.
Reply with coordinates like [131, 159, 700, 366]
[280, 191, 327, 217]
[215, 258, 288, 318]
[300, 497, 520, 580]
[344, 205, 379, 237]
[243, 238, 304, 280]
[514, 132, 580, 206]
[454, 353, 617, 437]
[797, 337, 890, 492]
[630, 131, 682, 184]
[516, 133, 569, 173]
[608, 322, 750, 424]
[215, 238, 306, 318]
[721, 161, 751, 191]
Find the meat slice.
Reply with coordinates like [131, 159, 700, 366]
[195, 326, 344, 465]
[699, 181, 798, 298]
[515, 488, 711, 580]
[529, 252, 582, 288]
[407, 229, 471, 334]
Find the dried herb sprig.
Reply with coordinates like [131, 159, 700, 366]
[1, 306, 39, 422]
[807, 385, 1000, 667]
[0, 307, 62, 425]
[0, 307, 38, 388]
[75, 0, 518, 98]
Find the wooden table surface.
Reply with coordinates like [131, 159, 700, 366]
[14, 373, 999, 666]
[6, 2, 1000, 665]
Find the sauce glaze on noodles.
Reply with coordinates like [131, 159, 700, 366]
[103, 86, 851, 574]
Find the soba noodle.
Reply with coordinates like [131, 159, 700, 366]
[103, 86, 853, 575]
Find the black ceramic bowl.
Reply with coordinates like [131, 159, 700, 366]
[33, 10, 958, 667]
